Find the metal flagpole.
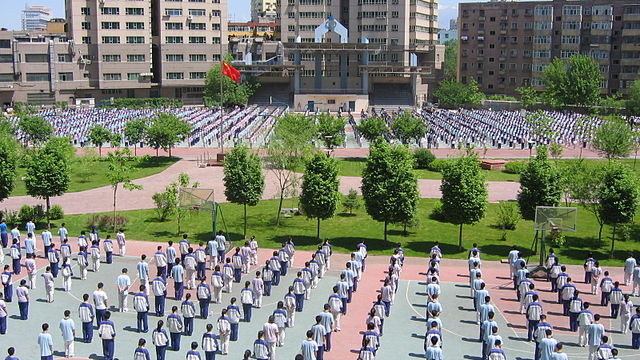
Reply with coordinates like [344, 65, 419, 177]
[219, 11, 224, 154]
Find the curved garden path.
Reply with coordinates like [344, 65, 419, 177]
[0, 159, 521, 215]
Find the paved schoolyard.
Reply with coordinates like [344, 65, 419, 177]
[1, 239, 639, 359]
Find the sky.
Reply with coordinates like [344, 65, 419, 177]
[1, 0, 459, 31]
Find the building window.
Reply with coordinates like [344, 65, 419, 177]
[166, 72, 184, 80]
[25, 54, 48, 63]
[81, 7, 91, 15]
[82, 36, 92, 44]
[165, 23, 184, 30]
[81, 22, 91, 30]
[127, 73, 139, 81]
[102, 89, 122, 95]
[58, 73, 73, 81]
[126, 37, 145, 44]
[126, 22, 145, 30]
[561, 35, 580, 44]
[126, 8, 145, 16]
[212, 37, 221, 44]
[590, 50, 609, 59]
[102, 36, 121, 44]
[189, 23, 206, 30]
[101, 7, 120, 15]
[534, 21, 552, 30]
[0, 73, 13, 82]
[101, 22, 120, 30]
[189, 36, 206, 44]
[212, 24, 220, 30]
[211, 10, 221, 17]
[288, 25, 295, 31]
[189, 9, 206, 16]
[562, 21, 581, 30]
[591, 21, 612, 30]
[165, 36, 184, 44]
[166, 54, 184, 62]
[189, 72, 206, 79]
[562, 5, 582, 16]
[57, 54, 72, 62]
[26, 73, 50, 82]
[533, 50, 551, 58]
[165, 9, 183, 16]
[534, 5, 553, 16]
[561, 50, 578, 58]
[533, 35, 551, 44]
[102, 55, 121, 62]
[127, 54, 145, 62]
[592, 5, 612, 16]
[103, 73, 122, 81]
[189, 54, 206, 62]
[212, 54, 221, 61]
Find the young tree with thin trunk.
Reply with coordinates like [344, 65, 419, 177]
[300, 152, 340, 240]
[517, 146, 562, 221]
[88, 124, 113, 156]
[106, 148, 143, 232]
[440, 154, 488, 251]
[361, 140, 419, 242]
[124, 118, 148, 156]
[223, 146, 265, 238]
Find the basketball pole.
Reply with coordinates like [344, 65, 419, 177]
[539, 230, 546, 267]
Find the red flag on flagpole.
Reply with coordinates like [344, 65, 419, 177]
[222, 62, 241, 83]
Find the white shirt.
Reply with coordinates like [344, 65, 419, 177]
[117, 274, 132, 295]
[93, 290, 108, 310]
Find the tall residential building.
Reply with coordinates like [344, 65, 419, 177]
[241, 0, 442, 110]
[458, 0, 640, 96]
[251, 0, 277, 22]
[22, 5, 53, 31]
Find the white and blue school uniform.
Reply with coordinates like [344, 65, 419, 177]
[201, 332, 219, 360]
[152, 327, 169, 360]
[79, 302, 94, 343]
[197, 283, 211, 318]
[134, 292, 150, 332]
[152, 277, 167, 316]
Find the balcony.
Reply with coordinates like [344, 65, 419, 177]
[479, 16, 486, 21]
[622, 29, 640, 36]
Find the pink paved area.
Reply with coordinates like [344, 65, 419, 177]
[0, 159, 521, 214]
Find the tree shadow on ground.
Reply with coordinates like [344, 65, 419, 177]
[480, 244, 533, 258]
[405, 240, 464, 256]
[271, 235, 397, 252]
[337, 213, 357, 217]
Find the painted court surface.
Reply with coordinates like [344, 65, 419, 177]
[2, 240, 639, 359]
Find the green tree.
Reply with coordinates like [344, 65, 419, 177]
[433, 79, 484, 108]
[517, 146, 562, 220]
[18, 115, 53, 146]
[24, 137, 73, 225]
[440, 155, 488, 250]
[342, 189, 361, 214]
[267, 114, 316, 225]
[592, 116, 635, 160]
[564, 161, 606, 242]
[542, 55, 601, 107]
[124, 118, 148, 156]
[0, 134, 18, 201]
[627, 79, 640, 117]
[316, 113, 346, 149]
[361, 140, 419, 241]
[88, 124, 113, 156]
[443, 39, 458, 81]
[598, 161, 639, 256]
[356, 116, 387, 143]
[599, 93, 625, 115]
[203, 56, 259, 106]
[300, 152, 340, 240]
[515, 86, 539, 110]
[223, 146, 265, 238]
[145, 113, 192, 157]
[105, 148, 143, 232]
[391, 111, 428, 145]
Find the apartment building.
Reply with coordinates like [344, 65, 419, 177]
[251, 0, 278, 22]
[22, 6, 53, 31]
[458, 0, 640, 97]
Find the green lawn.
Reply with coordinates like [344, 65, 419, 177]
[11, 156, 179, 196]
[336, 157, 640, 182]
[52, 198, 640, 267]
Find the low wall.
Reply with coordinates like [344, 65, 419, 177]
[293, 94, 369, 112]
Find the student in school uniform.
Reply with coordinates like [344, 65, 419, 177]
[60, 239, 72, 263]
[584, 253, 595, 284]
[240, 242, 252, 274]
[25, 219, 35, 238]
[9, 225, 19, 249]
[90, 240, 101, 272]
[211, 266, 224, 304]
[197, 277, 211, 319]
[116, 268, 132, 312]
[201, 323, 220, 360]
[630, 307, 640, 349]
[47, 243, 61, 278]
[590, 262, 603, 295]
[262, 261, 274, 296]
[37, 323, 54, 360]
[57, 223, 68, 245]
[181, 293, 197, 336]
[269, 251, 282, 286]
[151, 274, 167, 317]
[624, 253, 637, 286]
[249, 236, 259, 266]
[577, 303, 593, 347]
[328, 287, 343, 331]
[134, 338, 151, 360]
[263, 315, 279, 358]
[92, 282, 109, 325]
[116, 229, 126, 256]
[222, 258, 234, 293]
[253, 271, 265, 308]
[41, 227, 53, 257]
[77, 231, 88, 251]
[587, 314, 605, 360]
[152, 320, 170, 360]
[186, 342, 201, 360]
[299, 330, 319, 360]
[488, 340, 506, 360]
[103, 235, 114, 264]
[171, 259, 185, 300]
[232, 248, 243, 283]
[4, 347, 19, 360]
[215, 231, 226, 264]
[167, 306, 184, 351]
[155, 246, 168, 280]
[284, 286, 296, 327]
[134, 285, 150, 333]
[253, 330, 271, 360]
[227, 297, 242, 341]
[77, 247, 89, 280]
[58, 310, 76, 358]
[78, 294, 95, 343]
[184, 248, 198, 290]
[16, 280, 29, 320]
[278, 244, 290, 277]
[24, 233, 36, 258]
[207, 238, 219, 271]
[61, 259, 73, 291]
[310, 315, 327, 360]
[217, 309, 231, 355]
[0, 292, 7, 334]
[195, 243, 207, 280]
[42, 266, 55, 303]
[9, 240, 20, 275]
[293, 272, 306, 312]
[138, 255, 150, 295]
[166, 241, 177, 277]
[98, 311, 116, 360]
[273, 302, 288, 347]
[0, 267, 11, 303]
[179, 235, 190, 264]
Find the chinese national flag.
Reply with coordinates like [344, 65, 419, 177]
[222, 62, 241, 83]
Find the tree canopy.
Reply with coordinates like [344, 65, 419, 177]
[592, 116, 635, 160]
[300, 152, 341, 240]
[0, 134, 18, 201]
[443, 39, 457, 81]
[542, 54, 601, 107]
[390, 111, 428, 145]
[203, 59, 259, 106]
[361, 140, 419, 241]
[440, 154, 488, 250]
[223, 146, 265, 237]
[356, 116, 387, 143]
[433, 79, 484, 108]
[627, 79, 640, 117]
[123, 118, 148, 155]
[106, 148, 143, 231]
[88, 124, 113, 155]
[18, 115, 53, 146]
[316, 113, 346, 149]
[145, 113, 192, 156]
[517, 146, 562, 220]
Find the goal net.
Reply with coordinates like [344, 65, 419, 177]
[178, 188, 215, 211]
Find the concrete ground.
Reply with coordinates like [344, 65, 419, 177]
[2, 239, 639, 359]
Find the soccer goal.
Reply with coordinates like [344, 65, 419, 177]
[531, 206, 577, 267]
[178, 188, 227, 237]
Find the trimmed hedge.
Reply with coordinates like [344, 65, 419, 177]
[504, 160, 528, 174]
